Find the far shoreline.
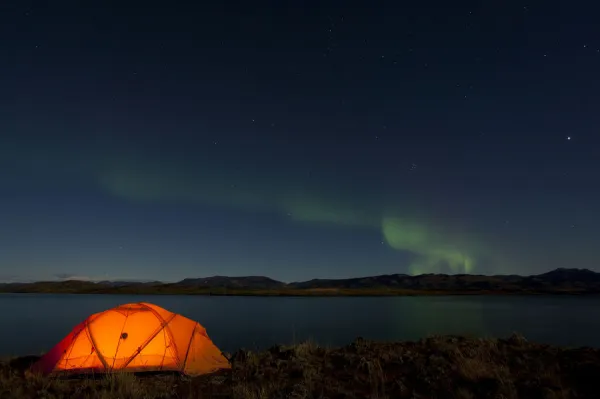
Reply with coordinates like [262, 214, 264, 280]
[2, 287, 600, 296]
[2, 268, 599, 297]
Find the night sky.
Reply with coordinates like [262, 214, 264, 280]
[1, 1, 599, 283]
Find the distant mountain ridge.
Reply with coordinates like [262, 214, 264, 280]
[0, 268, 599, 295]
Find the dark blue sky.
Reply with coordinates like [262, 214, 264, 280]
[1, 0, 599, 282]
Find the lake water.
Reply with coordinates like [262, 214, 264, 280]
[1, 293, 599, 357]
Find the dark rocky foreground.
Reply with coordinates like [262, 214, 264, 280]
[2, 335, 599, 398]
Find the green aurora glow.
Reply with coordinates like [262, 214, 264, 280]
[0, 135, 512, 276]
[98, 158, 489, 275]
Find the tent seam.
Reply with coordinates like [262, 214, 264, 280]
[120, 312, 177, 369]
[181, 323, 197, 371]
[111, 304, 132, 369]
[139, 304, 182, 370]
[162, 318, 181, 369]
[85, 319, 109, 370]
[55, 322, 85, 371]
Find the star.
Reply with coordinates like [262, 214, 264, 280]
[566, 136, 571, 141]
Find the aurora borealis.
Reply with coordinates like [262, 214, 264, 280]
[1, 1, 599, 282]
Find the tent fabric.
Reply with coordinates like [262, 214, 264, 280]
[31, 302, 231, 376]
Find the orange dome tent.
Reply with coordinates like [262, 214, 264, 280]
[31, 302, 231, 376]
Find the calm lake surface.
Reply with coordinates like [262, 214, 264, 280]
[1, 294, 599, 356]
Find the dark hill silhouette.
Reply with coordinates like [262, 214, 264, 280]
[536, 268, 600, 283]
[0, 268, 599, 295]
[287, 269, 600, 292]
[96, 280, 162, 287]
[177, 276, 285, 289]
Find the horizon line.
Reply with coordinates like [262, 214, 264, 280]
[0, 267, 593, 285]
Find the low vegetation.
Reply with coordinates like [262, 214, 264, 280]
[2, 334, 599, 398]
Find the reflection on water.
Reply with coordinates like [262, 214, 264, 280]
[1, 294, 599, 356]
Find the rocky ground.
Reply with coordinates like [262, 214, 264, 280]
[1, 334, 599, 398]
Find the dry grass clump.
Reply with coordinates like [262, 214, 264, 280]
[2, 334, 599, 398]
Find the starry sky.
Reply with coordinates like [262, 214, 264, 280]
[1, 0, 599, 283]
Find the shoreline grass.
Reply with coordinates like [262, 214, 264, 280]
[2, 334, 599, 398]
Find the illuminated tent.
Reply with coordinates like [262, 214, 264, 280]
[31, 302, 231, 376]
